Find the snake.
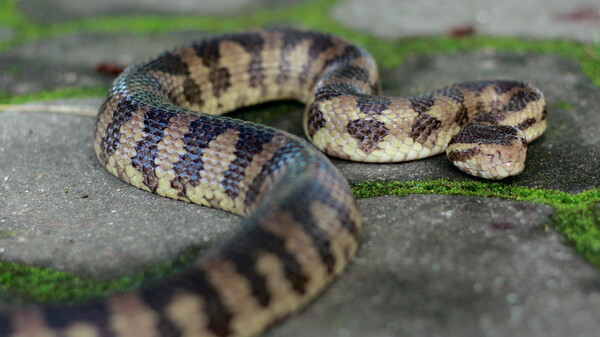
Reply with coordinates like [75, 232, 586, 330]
[0, 28, 547, 336]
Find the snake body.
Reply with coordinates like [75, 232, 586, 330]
[0, 29, 546, 336]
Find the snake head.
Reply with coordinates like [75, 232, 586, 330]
[446, 124, 527, 179]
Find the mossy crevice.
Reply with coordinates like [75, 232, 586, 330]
[1, 180, 597, 305]
[0, 86, 107, 105]
[352, 179, 600, 269]
[552, 101, 578, 111]
[2, 37, 599, 104]
[0, 248, 204, 306]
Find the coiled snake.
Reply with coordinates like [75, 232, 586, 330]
[0, 28, 546, 336]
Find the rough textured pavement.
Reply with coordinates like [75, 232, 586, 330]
[333, 0, 600, 42]
[1, 0, 599, 336]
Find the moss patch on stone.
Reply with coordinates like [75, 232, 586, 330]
[552, 101, 578, 111]
[0, 248, 203, 305]
[0, 231, 17, 239]
[2, 35, 599, 113]
[1, 179, 597, 305]
[0, 0, 28, 32]
[0, 86, 106, 104]
[0, 0, 342, 51]
[352, 179, 600, 268]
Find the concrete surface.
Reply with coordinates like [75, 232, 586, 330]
[17, 0, 307, 24]
[268, 195, 600, 337]
[0, 32, 212, 95]
[333, 0, 600, 42]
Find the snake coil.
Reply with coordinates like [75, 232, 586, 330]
[0, 28, 546, 337]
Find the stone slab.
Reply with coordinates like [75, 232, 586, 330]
[18, 0, 306, 24]
[0, 31, 213, 95]
[0, 110, 238, 278]
[0, 27, 14, 43]
[268, 195, 600, 337]
[332, 0, 600, 42]
[2, 109, 599, 335]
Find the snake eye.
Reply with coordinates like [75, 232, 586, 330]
[521, 137, 527, 147]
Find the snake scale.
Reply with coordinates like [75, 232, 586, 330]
[0, 28, 546, 336]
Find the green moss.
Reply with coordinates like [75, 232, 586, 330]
[5, 65, 22, 76]
[229, 101, 302, 126]
[0, 248, 204, 305]
[1, 180, 597, 305]
[552, 101, 578, 111]
[352, 180, 600, 269]
[0, 0, 344, 51]
[0, 86, 107, 104]
[0, 0, 28, 31]
[0, 231, 18, 239]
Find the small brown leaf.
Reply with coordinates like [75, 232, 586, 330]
[556, 6, 600, 22]
[447, 24, 476, 37]
[491, 222, 517, 230]
[95, 62, 126, 77]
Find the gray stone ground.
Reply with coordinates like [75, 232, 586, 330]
[17, 0, 305, 24]
[0, 32, 212, 95]
[333, 0, 600, 42]
[1, 0, 600, 336]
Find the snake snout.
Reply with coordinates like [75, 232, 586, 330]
[446, 124, 528, 179]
